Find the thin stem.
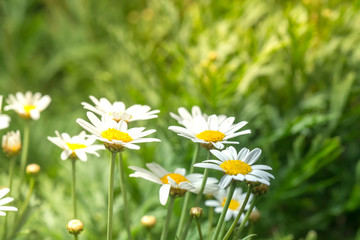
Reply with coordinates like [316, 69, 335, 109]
[180, 152, 211, 240]
[160, 196, 175, 240]
[146, 230, 152, 240]
[71, 159, 77, 218]
[74, 234, 78, 240]
[207, 206, 214, 239]
[219, 221, 227, 239]
[196, 218, 204, 240]
[106, 152, 116, 240]
[118, 152, 133, 240]
[223, 185, 252, 240]
[212, 181, 236, 240]
[3, 157, 16, 239]
[9, 177, 35, 239]
[233, 196, 258, 239]
[176, 144, 200, 237]
[19, 121, 30, 182]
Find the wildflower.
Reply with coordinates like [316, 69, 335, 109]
[2, 130, 21, 157]
[169, 114, 251, 150]
[0, 96, 10, 129]
[205, 187, 252, 222]
[67, 219, 84, 236]
[141, 215, 157, 229]
[190, 207, 203, 219]
[4, 91, 51, 120]
[81, 96, 159, 122]
[47, 131, 105, 161]
[129, 163, 219, 205]
[76, 112, 160, 152]
[0, 188, 17, 216]
[194, 146, 274, 188]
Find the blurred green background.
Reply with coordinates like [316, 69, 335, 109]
[1, 0, 360, 239]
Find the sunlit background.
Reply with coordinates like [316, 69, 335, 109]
[1, 0, 360, 239]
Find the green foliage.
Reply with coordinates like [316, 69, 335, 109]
[0, 0, 360, 239]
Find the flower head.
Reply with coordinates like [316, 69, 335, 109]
[76, 112, 160, 152]
[48, 131, 105, 161]
[169, 114, 251, 150]
[0, 188, 17, 216]
[67, 219, 84, 236]
[81, 96, 159, 122]
[0, 96, 11, 130]
[4, 91, 51, 120]
[141, 215, 157, 229]
[26, 163, 41, 176]
[2, 130, 21, 157]
[205, 187, 253, 222]
[129, 162, 219, 205]
[195, 146, 274, 188]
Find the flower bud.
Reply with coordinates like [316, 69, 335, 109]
[249, 209, 261, 223]
[190, 207, 203, 219]
[26, 164, 41, 177]
[2, 130, 21, 157]
[141, 215, 156, 229]
[252, 183, 269, 195]
[67, 219, 84, 236]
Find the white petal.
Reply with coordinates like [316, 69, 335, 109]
[159, 184, 171, 205]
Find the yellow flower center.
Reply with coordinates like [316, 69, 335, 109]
[195, 130, 225, 142]
[101, 128, 133, 142]
[66, 143, 87, 151]
[24, 105, 36, 113]
[161, 173, 189, 184]
[222, 198, 241, 211]
[220, 160, 252, 175]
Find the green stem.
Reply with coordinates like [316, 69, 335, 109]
[74, 234, 78, 240]
[119, 152, 133, 240]
[223, 185, 252, 240]
[146, 230, 152, 240]
[9, 177, 35, 239]
[19, 121, 30, 183]
[207, 206, 214, 239]
[2, 157, 16, 239]
[160, 196, 175, 240]
[233, 196, 258, 239]
[212, 181, 236, 240]
[71, 159, 77, 218]
[180, 152, 211, 240]
[219, 221, 227, 239]
[107, 152, 116, 240]
[196, 218, 204, 240]
[176, 144, 200, 237]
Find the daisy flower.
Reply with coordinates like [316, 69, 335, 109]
[81, 96, 159, 123]
[4, 91, 51, 120]
[2, 130, 21, 157]
[195, 146, 274, 188]
[76, 112, 160, 152]
[168, 114, 251, 150]
[0, 188, 17, 216]
[205, 187, 253, 222]
[0, 96, 11, 130]
[47, 131, 105, 161]
[129, 162, 219, 205]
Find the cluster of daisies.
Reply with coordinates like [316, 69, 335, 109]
[0, 91, 275, 239]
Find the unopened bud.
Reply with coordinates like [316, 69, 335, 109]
[67, 219, 84, 236]
[252, 183, 269, 195]
[141, 215, 157, 229]
[26, 164, 41, 176]
[190, 207, 203, 219]
[249, 209, 261, 223]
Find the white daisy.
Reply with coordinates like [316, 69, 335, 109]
[76, 112, 160, 152]
[47, 131, 105, 161]
[81, 96, 159, 122]
[0, 188, 17, 216]
[4, 91, 51, 120]
[129, 162, 219, 205]
[2, 130, 21, 157]
[205, 187, 253, 222]
[194, 146, 274, 188]
[168, 114, 251, 150]
[0, 95, 11, 130]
